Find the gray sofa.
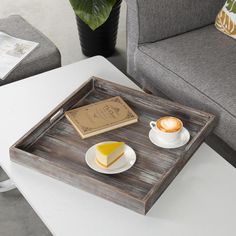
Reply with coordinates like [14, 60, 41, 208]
[126, 0, 236, 159]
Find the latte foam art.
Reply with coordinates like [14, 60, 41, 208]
[157, 117, 182, 132]
[160, 118, 178, 130]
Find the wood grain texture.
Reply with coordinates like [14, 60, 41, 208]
[10, 77, 216, 215]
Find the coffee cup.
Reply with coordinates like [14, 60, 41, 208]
[150, 116, 183, 143]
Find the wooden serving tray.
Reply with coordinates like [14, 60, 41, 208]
[10, 77, 215, 215]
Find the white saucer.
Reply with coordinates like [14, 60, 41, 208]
[85, 142, 136, 174]
[149, 127, 190, 149]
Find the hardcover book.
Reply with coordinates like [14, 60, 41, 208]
[65, 96, 138, 139]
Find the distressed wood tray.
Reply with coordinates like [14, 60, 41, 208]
[10, 77, 215, 214]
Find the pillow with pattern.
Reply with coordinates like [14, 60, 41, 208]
[215, 0, 236, 39]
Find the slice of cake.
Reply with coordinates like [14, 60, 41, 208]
[96, 142, 125, 168]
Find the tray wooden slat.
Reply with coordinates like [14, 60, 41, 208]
[10, 77, 216, 214]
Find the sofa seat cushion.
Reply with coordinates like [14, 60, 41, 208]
[0, 15, 61, 85]
[135, 25, 236, 150]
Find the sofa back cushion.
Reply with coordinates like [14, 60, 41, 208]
[137, 0, 225, 43]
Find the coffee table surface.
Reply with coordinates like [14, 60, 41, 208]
[0, 56, 235, 236]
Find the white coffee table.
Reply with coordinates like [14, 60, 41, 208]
[0, 56, 235, 236]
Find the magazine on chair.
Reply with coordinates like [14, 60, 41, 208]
[0, 31, 39, 81]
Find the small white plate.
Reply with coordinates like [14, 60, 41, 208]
[85, 142, 136, 174]
[149, 127, 190, 149]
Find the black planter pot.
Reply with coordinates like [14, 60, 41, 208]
[76, 0, 122, 57]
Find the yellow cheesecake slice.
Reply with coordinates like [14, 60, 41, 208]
[96, 142, 125, 168]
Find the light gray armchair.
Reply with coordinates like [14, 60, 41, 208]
[126, 0, 236, 165]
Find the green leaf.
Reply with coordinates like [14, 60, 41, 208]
[69, 0, 116, 30]
[226, 0, 236, 13]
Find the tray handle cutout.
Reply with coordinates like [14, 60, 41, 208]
[50, 109, 64, 124]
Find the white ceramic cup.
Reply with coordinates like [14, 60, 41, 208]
[149, 119, 183, 143]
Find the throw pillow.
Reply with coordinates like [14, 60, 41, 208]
[215, 0, 236, 39]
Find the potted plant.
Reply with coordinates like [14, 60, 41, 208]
[69, 0, 122, 57]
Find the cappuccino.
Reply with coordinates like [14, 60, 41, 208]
[150, 116, 183, 143]
[157, 117, 183, 133]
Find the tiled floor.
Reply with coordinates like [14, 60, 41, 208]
[0, 1, 127, 235]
